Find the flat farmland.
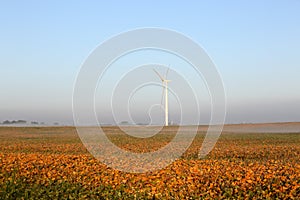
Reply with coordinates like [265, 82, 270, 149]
[0, 124, 300, 199]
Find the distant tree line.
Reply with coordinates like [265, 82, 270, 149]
[1, 120, 27, 124]
[0, 120, 48, 125]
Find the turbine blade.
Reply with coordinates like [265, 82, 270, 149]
[165, 66, 170, 79]
[153, 69, 164, 81]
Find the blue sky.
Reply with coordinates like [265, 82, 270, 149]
[0, 1, 299, 125]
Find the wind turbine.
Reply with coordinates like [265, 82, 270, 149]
[153, 68, 171, 126]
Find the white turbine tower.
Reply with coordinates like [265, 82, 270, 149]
[153, 68, 171, 126]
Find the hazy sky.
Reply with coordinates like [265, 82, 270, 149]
[1, 1, 299, 125]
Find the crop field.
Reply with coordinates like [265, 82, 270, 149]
[0, 125, 300, 199]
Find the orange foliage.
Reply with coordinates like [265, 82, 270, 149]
[0, 127, 300, 198]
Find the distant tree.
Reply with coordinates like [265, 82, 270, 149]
[137, 122, 147, 125]
[31, 121, 39, 125]
[16, 120, 27, 124]
[2, 120, 11, 124]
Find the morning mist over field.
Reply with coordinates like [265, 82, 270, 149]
[0, 1, 299, 125]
